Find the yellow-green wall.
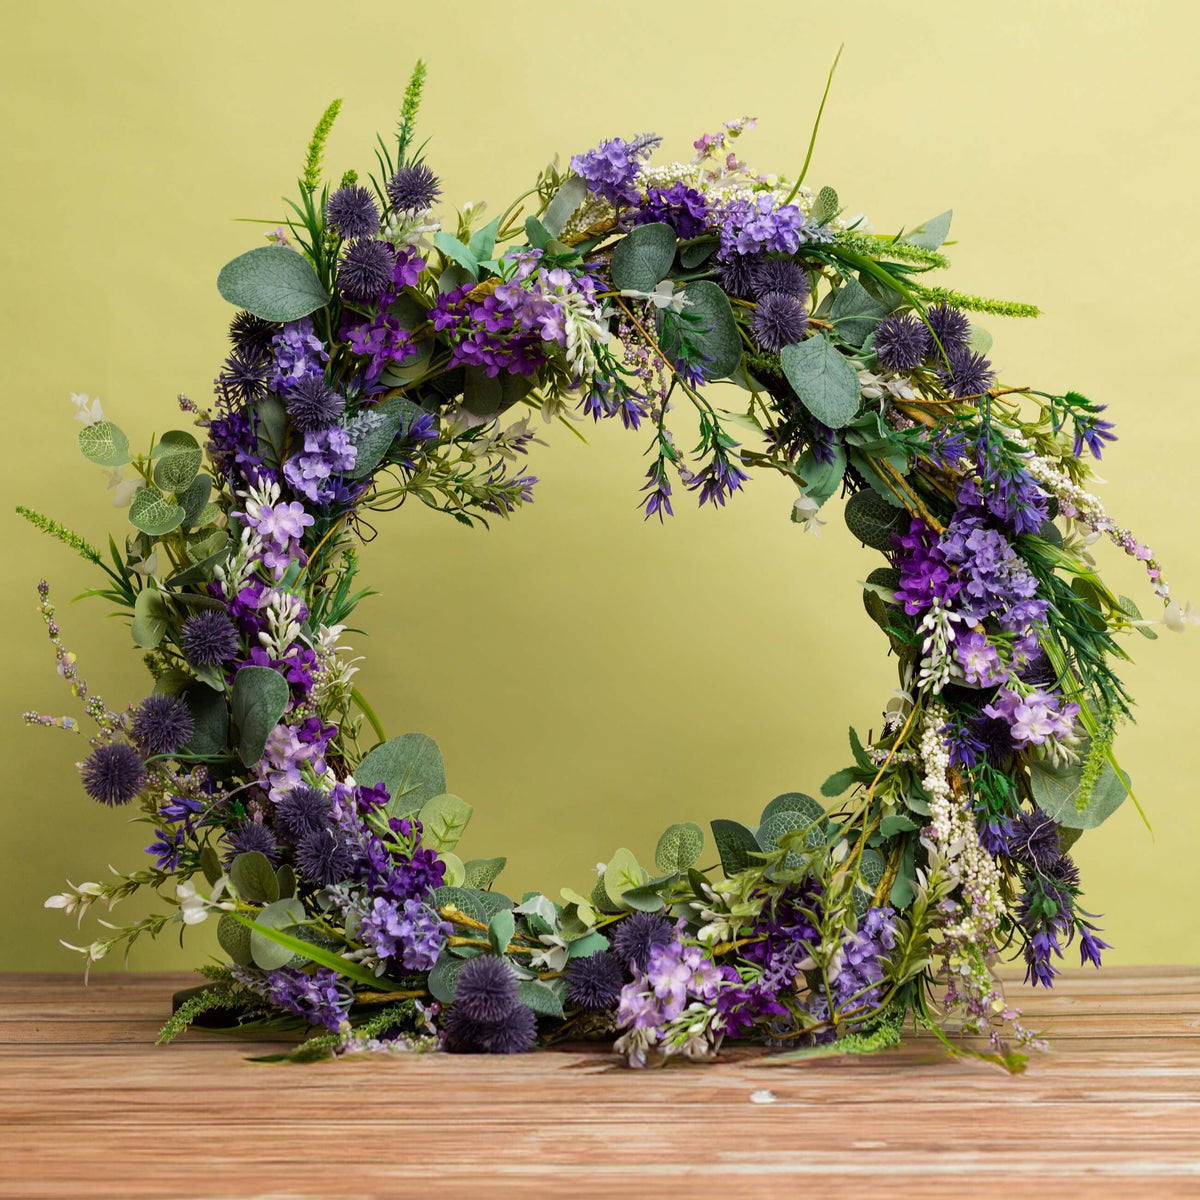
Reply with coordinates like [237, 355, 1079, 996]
[3, 0, 1197, 971]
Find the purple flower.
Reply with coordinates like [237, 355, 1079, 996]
[873, 313, 926, 372]
[386, 163, 441, 214]
[564, 952, 625, 1013]
[359, 896, 450, 971]
[686, 454, 749, 508]
[1078, 922, 1111, 968]
[1072, 406, 1117, 459]
[616, 931, 722, 1033]
[954, 630, 1006, 686]
[717, 194, 828, 261]
[131, 694, 194, 757]
[338, 239, 396, 304]
[751, 292, 807, 351]
[180, 610, 240, 668]
[275, 785, 333, 842]
[80, 743, 145, 806]
[216, 346, 270, 406]
[715, 252, 764, 298]
[938, 346, 995, 399]
[227, 820, 279, 865]
[243, 966, 349, 1032]
[919, 302, 971, 358]
[635, 182, 710, 238]
[892, 519, 959, 614]
[228, 311, 277, 357]
[285, 376, 345, 432]
[829, 906, 897, 1016]
[570, 133, 662, 206]
[283, 427, 357, 506]
[611, 911, 674, 971]
[938, 514, 1040, 623]
[752, 258, 809, 301]
[444, 1000, 537, 1055]
[269, 319, 328, 394]
[983, 688, 1079, 747]
[325, 184, 380, 240]
[454, 955, 519, 1022]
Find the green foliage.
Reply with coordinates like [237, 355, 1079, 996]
[181, 683, 228, 757]
[428, 953, 469, 1004]
[128, 487, 185, 537]
[230, 851, 279, 904]
[151, 430, 203, 494]
[16, 506, 102, 563]
[249, 898, 306, 969]
[602, 848, 646, 907]
[905, 209, 953, 251]
[78, 420, 131, 467]
[780, 335, 860, 428]
[356, 733, 446, 816]
[710, 819, 761, 877]
[156, 979, 254, 1045]
[395, 59, 427, 165]
[844, 489, 909, 549]
[302, 98, 343, 192]
[1029, 741, 1130, 829]
[542, 176, 587, 238]
[487, 909, 515, 955]
[230, 666, 290, 766]
[909, 282, 1040, 318]
[432, 885, 513, 926]
[217, 912, 253, 966]
[610, 222, 676, 291]
[831, 277, 886, 347]
[418, 793, 473, 852]
[463, 857, 506, 890]
[657, 281, 742, 381]
[812, 186, 839, 224]
[130, 586, 170, 649]
[654, 822, 704, 874]
[518, 978, 564, 1019]
[216, 246, 330, 322]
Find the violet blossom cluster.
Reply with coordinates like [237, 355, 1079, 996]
[716, 193, 830, 262]
[570, 133, 662, 207]
[231, 964, 350, 1032]
[615, 927, 723, 1042]
[359, 896, 450, 972]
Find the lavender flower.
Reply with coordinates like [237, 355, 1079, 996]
[954, 630, 1006, 687]
[892, 519, 959, 614]
[283, 427, 357, 506]
[232, 965, 349, 1032]
[983, 689, 1079, 747]
[359, 896, 450, 971]
[829, 906, 897, 1016]
[718, 194, 826, 261]
[635, 182, 709, 239]
[80, 743, 145, 806]
[325, 184, 380, 240]
[131, 694, 194, 757]
[270, 319, 328, 394]
[180, 610, 240, 668]
[570, 133, 661, 206]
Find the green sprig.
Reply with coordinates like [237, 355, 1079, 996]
[16, 506, 101, 563]
[302, 98, 343, 192]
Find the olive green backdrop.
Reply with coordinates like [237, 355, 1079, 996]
[2, 0, 1197, 970]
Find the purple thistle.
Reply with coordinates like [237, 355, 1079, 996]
[751, 291, 807, 352]
[873, 312, 926, 372]
[227, 820, 279, 866]
[325, 184, 380, 240]
[715, 252, 764, 298]
[443, 1002, 537, 1055]
[610, 911, 673, 972]
[131, 694, 194, 757]
[275, 785, 333, 842]
[180, 610, 240, 668]
[216, 346, 270, 406]
[80, 743, 145, 806]
[295, 828, 355, 886]
[937, 346, 995, 399]
[228, 311, 277, 356]
[753, 257, 809, 300]
[564, 951, 625, 1013]
[337, 239, 396, 304]
[386, 163, 441, 213]
[285, 376, 345, 433]
[919, 302, 971, 358]
[454, 955, 520, 1023]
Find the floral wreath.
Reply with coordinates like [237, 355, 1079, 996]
[23, 61, 1190, 1070]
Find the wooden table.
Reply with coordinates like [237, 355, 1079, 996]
[3, 967, 1198, 1198]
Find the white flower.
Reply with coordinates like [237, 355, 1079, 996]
[1162, 600, 1200, 633]
[620, 280, 689, 313]
[529, 933, 569, 972]
[176, 881, 209, 925]
[105, 468, 139, 508]
[792, 494, 827, 536]
[71, 393, 104, 425]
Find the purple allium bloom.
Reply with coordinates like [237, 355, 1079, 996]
[285, 376, 345, 432]
[131, 694, 194, 757]
[938, 346, 995, 399]
[564, 951, 625, 1013]
[216, 346, 271, 406]
[976, 714, 1016, 765]
[270, 318, 328, 394]
[892, 518, 959, 615]
[325, 184, 380, 240]
[954, 630, 1006, 687]
[687, 454, 750, 508]
[919, 301, 971, 358]
[873, 312, 926, 372]
[715, 252, 764, 298]
[570, 133, 662, 207]
[454, 955, 520, 1022]
[228, 311, 277, 356]
[360, 897, 449, 972]
[610, 910, 674, 972]
[295, 828, 356, 887]
[180, 610, 240, 668]
[227, 820, 279, 865]
[337, 238, 396, 304]
[443, 1002, 537, 1055]
[751, 291, 807, 351]
[283, 427, 357, 506]
[80, 743, 145, 806]
[258, 966, 349, 1031]
[275, 785, 333, 842]
[635, 182, 710, 239]
[386, 163, 442, 213]
[753, 257, 809, 300]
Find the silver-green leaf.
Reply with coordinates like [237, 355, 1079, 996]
[216, 246, 329, 322]
[780, 336, 861, 429]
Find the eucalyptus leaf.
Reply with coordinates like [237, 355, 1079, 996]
[906, 209, 953, 251]
[657, 281, 742, 381]
[428, 953, 469, 1004]
[1029, 746, 1131, 830]
[128, 487, 185, 537]
[357, 733, 446, 817]
[710, 819, 761, 878]
[464, 857, 507, 890]
[831, 278, 886, 348]
[780, 336, 861, 428]
[216, 245, 328, 322]
[654, 822, 704, 875]
[217, 912, 253, 966]
[760, 792, 825, 827]
[432, 885, 513, 926]
[566, 930, 610, 959]
[440, 852, 465, 889]
[418, 793, 473, 852]
[78, 421, 131, 467]
[542, 176, 587, 238]
[517, 978, 564, 1019]
[602, 848, 645, 907]
[230, 666, 289, 767]
[798, 444, 848, 505]
[487, 909, 515, 955]
[152, 430, 203, 494]
[433, 231, 479, 277]
[230, 851, 280, 905]
[130, 587, 170, 649]
[611, 222, 676, 291]
[347, 394, 423, 479]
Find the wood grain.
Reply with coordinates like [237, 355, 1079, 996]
[3, 968, 1199, 1199]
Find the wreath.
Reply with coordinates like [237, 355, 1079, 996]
[24, 60, 1187, 1070]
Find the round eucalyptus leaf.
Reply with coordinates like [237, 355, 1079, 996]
[216, 245, 329, 322]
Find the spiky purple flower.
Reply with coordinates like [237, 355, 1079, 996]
[325, 184, 380, 240]
[295, 828, 355, 886]
[131, 694, 194, 757]
[285, 376, 345, 432]
[919, 301, 971, 358]
[227, 820, 279, 865]
[610, 911, 673, 972]
[228, 311, 277, 356]
[337, 238, 396, 304]
[454, 955, 520, 1023]
[443, 1002, 537, 1054]
[216, 346, 270, 406]
[275, 785, 333, 842]
[751, 291, 807, 352]
[938, 346, 996, 399]
[80, 743, 145, 806]
[386, 163, 441, 213]
[752, 257, 809, 300]
[873, 312, 926, 372]
[715, 252, 764, 298]
[564, 951, 625, 1013]
[181, 610, 240, 668]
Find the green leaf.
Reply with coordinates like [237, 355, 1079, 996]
[468, 217, 501, 262]
[151, 430, 203, 494]
[254, 395, 288, 472]
[603, 848, 645, 907]
[879, 813, 920, 838]
[844, 489, 909, 550]
[181, 683, 228, 756]
[566, 930, 610, 959]
[432, 886, 513, 926]
[967, 323, 992, 355]
[433, 231, 479, 277]
[812, 186, 839, 224]
[542, 176, 587, 238]
[463, 857, 507, 890]
[487, 909, 515, 955]
[216, 245, 329, 322]
[346, 394, 424, 479]
[610, 222, 676, 291]
[276, 864, 296, 900]
[230, 851, 280, 904]
[78, 421, 131, 467]
[428, 954, 469, 1004]
[249, 898, 305, 970]
[1029, 747, 1130, 830]
[831, 278, 887, 348]
[178, 473, 213, 530]
[1118, 594, 1158, 640]
[849, 449, 909, 508]
[517, 978, 564, 1019]
[620, 873, 677, 913]
[128, 487, 185, 537]
[760, 792, 825, 826]
[440, 852, 465, 888]
[356, 733, 446, 817]
[658, 281, 742, 380]
[678, 237, 719, 268]
[654, 822, 704, 875]
[798, 444, 847, 505]
[780, 336, 861, 429]
[524, 215, 551, 250]
[821, 767, 861, 798]
[758, 810, 823, 867]
[710, 819, 761, 878]
[200, 845, 222, 887]
[230, 666, 289, 767]
[217, 912, 253, 966]
[418, 793, 473, 852]
[167, 546, 231, 589]
[906, 209, 953, 251]
[130, 586, 170, 649]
